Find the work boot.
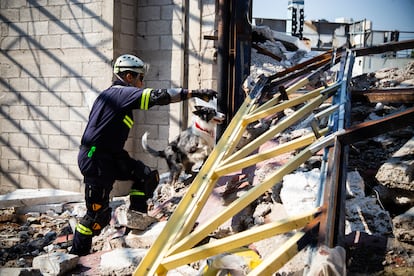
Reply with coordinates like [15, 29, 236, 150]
[70, 230, 92, 256]
[129, 194, 148, 213]
[126, 209, 158, 230]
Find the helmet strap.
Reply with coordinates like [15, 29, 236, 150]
[114, 72, 130, 86]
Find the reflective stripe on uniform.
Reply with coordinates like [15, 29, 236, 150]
[140, 88, 152, 110]
[123, 115, 134, 128]
[76, 223, 93, 236]
[129, 189, 146, 196]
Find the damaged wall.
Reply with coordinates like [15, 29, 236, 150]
[0, 0, 217, 195]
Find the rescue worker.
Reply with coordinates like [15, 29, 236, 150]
[70, 54, 217, 256]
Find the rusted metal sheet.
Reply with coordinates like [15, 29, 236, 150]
[351, 87, 414, 103]
[338, 106, 414, 145]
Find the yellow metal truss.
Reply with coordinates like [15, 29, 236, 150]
[134, 55, 343, 275]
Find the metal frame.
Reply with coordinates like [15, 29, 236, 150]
[134, 40, 414, 273]
[134, 50, 346, 275]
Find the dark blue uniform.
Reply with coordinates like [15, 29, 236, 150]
[71, 80, 187, 256]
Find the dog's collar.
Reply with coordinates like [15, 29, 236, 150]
[194, 121, 214, 138]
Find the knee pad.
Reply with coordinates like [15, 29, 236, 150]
[78, 207, 112, 236]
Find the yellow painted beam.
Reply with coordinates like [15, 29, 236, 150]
[248, 231, 307, 275]
[253, 76, 311, 114]
[168, 141, 318, 255]
[223, 93, 328, 166]
[244, 87, 325, 125]
[161, 208, 320, 270]
[215, 127, 328, 177]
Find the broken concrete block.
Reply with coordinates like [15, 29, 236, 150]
[280, 169, 320, 216]
[99, 248, 147, 275]
[115, 205, 158, 230]
[16, 203, 64, 214]
[0, 237, 20, 248]
[392, 206, 414, 244]
[124, 221, 167, 248]
[0, 189, 83, 209]
[345, 197, 392, 236]
[0, 208, 15, 222]
[32, 252, 79, 275]
[346, 171, 365, 199]
[0, 267, 42, 276]
[376, 136, 414, 191]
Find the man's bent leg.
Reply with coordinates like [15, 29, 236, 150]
[70, 179, 112, 256]
[127, 162, 159, 229]
[129, 164, 159, 212]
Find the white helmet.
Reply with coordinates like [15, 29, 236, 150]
[113, 54, 148, 75]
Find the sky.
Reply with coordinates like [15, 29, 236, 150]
[252, 0, 414, 32]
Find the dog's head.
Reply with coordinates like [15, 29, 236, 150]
[192, 105, 225, 124]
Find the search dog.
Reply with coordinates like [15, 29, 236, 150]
[142, 105, 225, 185]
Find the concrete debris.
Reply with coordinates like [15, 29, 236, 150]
[32, 252, 79, 275]
[376, 135, 414, 191]
[125, 209, 158, 231]
[351, 61, 414, 90]
[0, 189, 83, 209]
[253, 25, 310, 53]
[345, 171, 393, 235]
[373, 185, 414, 213]
[392, 207, 414, 244]
[346, 196, 393, 235]
[99, 248, 147, 275]
[250, 25, 319, 81]
[346, 170, 366, 199]
[16, 203, 64, 215]
[0, 267, 42, 275]
[280, 168, 320, 216]
[345, 171, 392, 235]
[122, 221, 167, 249]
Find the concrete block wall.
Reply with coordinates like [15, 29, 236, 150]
[0, 0, 114, 194]
[125, 0, 217, 175]
[0, 0, 217, 195]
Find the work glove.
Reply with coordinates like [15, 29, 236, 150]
[191, 89, 218, 102]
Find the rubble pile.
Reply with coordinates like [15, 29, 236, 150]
[351, 61, 414, 90]
[0, 27, 414, 275]
[0, 208, 73, 267]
